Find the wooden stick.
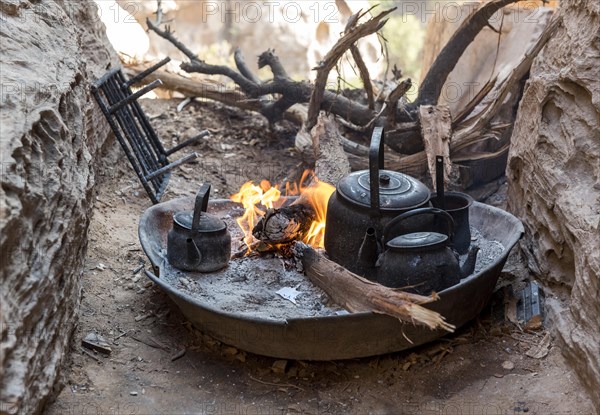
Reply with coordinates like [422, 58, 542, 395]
[386, 78, 412, 123]
[293, 243, 455, 332]
[346, 10, 376, 110]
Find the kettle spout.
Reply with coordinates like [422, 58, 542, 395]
[460, 245, 480, 278]
[357, 227, 379, 276]
[186, 238, 202, 266]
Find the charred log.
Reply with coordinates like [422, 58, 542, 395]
[252, 204, 316, 244]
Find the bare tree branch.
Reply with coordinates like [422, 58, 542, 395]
[258, 49, 289, 80]
[386, 78, 412, 124]
[416, 0, 521, 105]
[306, 7, 396, 131]
[233, 47, 262, 85]
[346, 11, 375, 109]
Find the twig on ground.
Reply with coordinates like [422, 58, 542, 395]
[247, 374, 305, 391]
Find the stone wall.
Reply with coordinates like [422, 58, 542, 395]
[506, 0, 600, 409]
[0, 1, 117, 413]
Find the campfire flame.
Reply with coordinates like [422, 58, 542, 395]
[230, 171, 335, 251]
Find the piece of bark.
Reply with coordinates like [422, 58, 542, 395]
[293, 243, 455, 332]
[253, 205, 316, 244]
[419, 105, 452, 190]
[81, 332, 112, 355]
[311, 115, 351, 186]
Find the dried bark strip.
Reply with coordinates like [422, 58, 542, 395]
[419, 105, 452, 189]
[311, 115, 351, 186]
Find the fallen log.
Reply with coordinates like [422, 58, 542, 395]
[252, 204, 316, 244]
[293, 243, 455, 332]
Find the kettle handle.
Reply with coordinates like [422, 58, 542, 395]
[191, 183, 211, 231]
[382, 207, 455, 246]
[369, 126, 385, 212]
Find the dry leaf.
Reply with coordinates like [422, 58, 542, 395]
[526, 333, 551, 359]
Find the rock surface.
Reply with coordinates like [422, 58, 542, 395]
[0, 1, 117, 413]
[506, 0, 600, 409]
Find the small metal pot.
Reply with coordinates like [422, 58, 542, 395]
[429, 191, 473, 255]
[167, 183, 231, 272]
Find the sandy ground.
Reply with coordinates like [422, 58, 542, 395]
[45, 99, 594, 415]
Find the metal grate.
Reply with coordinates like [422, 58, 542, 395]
[91, 57, 208, 204]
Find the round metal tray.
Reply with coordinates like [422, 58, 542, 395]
[139, 197, 523, 360]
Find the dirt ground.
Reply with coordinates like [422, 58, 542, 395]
[45, 99, 594, 415]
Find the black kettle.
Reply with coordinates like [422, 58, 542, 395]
[323, 127, 431, 278]
[167, 184, 231, 272]
[376, 208, 479, 295]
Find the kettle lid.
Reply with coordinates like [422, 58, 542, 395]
[173, 211, 226, 232]
[336, 169, 430, 211]
[387, 231, 448, 250]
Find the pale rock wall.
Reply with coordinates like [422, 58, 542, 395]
[0, 0, 118, 413]
[506, 0, 600, 408]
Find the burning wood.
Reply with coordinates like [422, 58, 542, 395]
[293, 243, 455, 332]
[252, 204, 316, 245]
[230, 171, 335, 253]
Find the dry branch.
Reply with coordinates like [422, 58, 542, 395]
[293, 243, 455, 332]
[306, 7, 395, 131]
[386, 78, 412, 124]
[416, 0, 521, 105]
[345, 9, 376, 109]
[141, 0, 549, 175]
[124, 65, 308, 125]
[125, 66, 252, 108]
[145, 8, 395, 126]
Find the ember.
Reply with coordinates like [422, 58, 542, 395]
[230, 171, 335, 251]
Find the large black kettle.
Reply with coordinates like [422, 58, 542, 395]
[323, 127, 431, 278]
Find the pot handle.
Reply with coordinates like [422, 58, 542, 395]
[369, 126, 385, 212]
[382, 207, 455, 246]
[191, 183, 211, 231]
